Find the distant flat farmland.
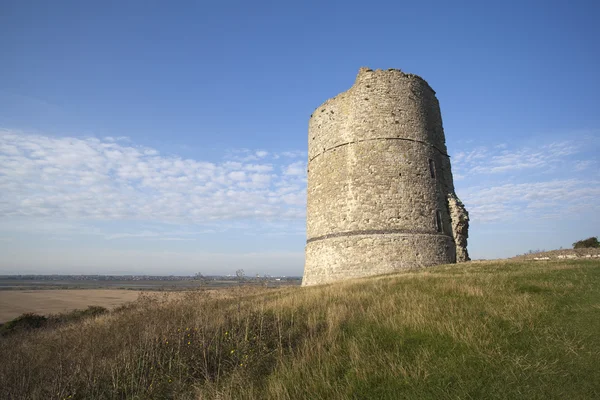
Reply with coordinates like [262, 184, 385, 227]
[0, 289, 142, 323]
[0, 279, 212, 290]
[0, 279, 301, 323]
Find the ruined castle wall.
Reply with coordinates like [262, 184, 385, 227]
[303, 68, 468, 286]
[448, 194, 470, 263]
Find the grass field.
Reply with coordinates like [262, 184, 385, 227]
[1, 259, 599, 399]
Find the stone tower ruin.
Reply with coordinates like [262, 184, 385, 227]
[302, 67, 469, 286]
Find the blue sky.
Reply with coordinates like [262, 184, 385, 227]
[0, 0, 598, 276]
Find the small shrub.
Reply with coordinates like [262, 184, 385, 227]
[0, 313, 48, 336]
[0, 306, 109, 337]
[573, 236, 600, 249]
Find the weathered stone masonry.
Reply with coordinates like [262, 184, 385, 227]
[302, 67, 469, 286]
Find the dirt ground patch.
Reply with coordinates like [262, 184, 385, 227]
[0, 289, 144, 323]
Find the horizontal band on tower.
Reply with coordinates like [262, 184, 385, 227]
[309, 137, 449, 163]
[306, 229, 453, 244]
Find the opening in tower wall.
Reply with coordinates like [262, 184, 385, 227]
[435, 210, 443, 233]
[429, 159, 436, 179]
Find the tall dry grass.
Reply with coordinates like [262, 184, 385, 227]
[1, 259, 599, 399]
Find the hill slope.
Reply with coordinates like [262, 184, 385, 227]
[1, 259, 599, 399]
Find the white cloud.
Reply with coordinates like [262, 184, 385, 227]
[1, 129, 597, 240]
[0, 130, 307, 226]
[244, 164, 273, 173]
[105, 231, 160, 240]
[574, 160, 596, 171]
[105, 231, 195, 241]
[283, 161, 306, 176]
[451, 134, 599, 225]
[453, 139, 589, 176]
[228, 171, 247, 181]
[461, 179, 600, 223]
[280, 150, 307, 159]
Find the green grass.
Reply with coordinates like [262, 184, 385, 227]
[1, 259, 599, 399]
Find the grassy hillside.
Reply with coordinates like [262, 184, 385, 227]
[1, 259, 599, 399]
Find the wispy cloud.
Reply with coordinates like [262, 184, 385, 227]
[225, 148, 305, 162]
[452, 133, 599, 224]
[283, 161, 306, 176]
[453, 138, 591, 176]
[104, 231, 189, 240]
[461, 179, 600, 222]
[574, 160, 596, 171]
[1, 129, 598, 237]
[0, 130, 306, 226]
